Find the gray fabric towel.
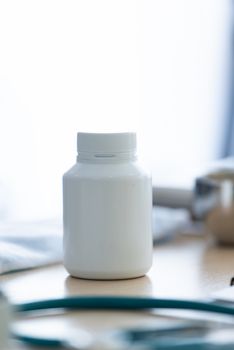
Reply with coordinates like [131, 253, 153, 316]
[0, 221, 63, 275]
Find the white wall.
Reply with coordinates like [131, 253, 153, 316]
[0, 0, 232, 220]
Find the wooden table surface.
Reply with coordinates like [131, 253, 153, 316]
[1, 234, 234, 349]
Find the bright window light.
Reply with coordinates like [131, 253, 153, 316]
[0, 0, 232, 220]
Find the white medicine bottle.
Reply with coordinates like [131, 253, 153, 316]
[63, 132, 152, 279]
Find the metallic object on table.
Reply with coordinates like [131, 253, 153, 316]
[193, 158, 234, 244]
[153, 187, 193, 209]
[152, 158, 234, 243]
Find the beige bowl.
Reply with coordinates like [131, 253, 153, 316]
[206, 205, 234, 244]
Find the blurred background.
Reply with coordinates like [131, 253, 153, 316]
[0, 0, 233, 221]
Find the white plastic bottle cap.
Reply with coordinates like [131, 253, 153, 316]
[77, 132, 137, 154]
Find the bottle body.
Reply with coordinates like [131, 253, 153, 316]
[63, 133, 152, 280]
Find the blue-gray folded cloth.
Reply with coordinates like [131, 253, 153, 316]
[0, 221, 63, 275]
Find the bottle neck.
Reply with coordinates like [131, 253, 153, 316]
[77, 151, 137, 163]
